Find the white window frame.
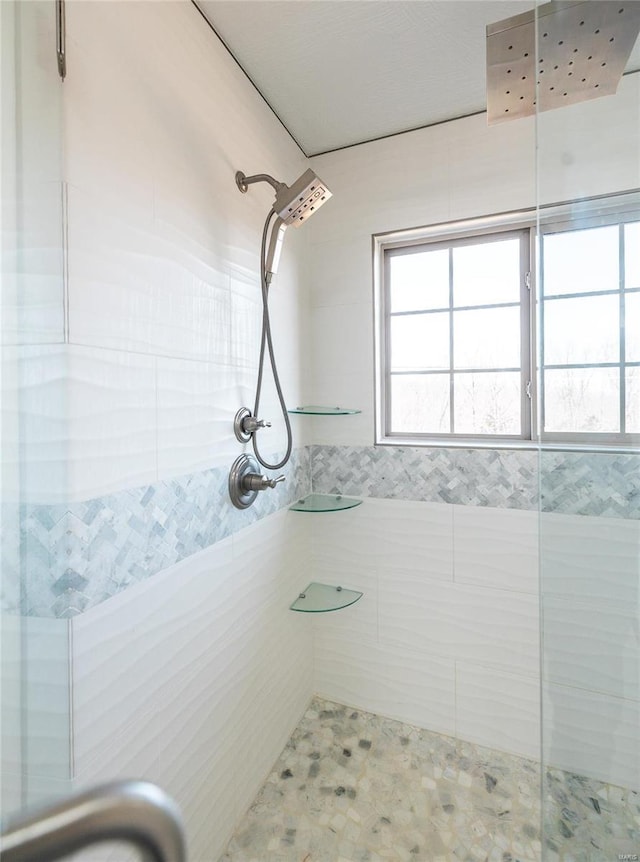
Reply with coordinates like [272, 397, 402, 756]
[373, 191, 640, 450]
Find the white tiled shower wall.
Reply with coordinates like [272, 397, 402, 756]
[71, 511, 312, 862]
[306, 75, 640, 792]
[311, 500, 640, 790]
[60, 3, 314, 858]
[15, 0, 312, 506]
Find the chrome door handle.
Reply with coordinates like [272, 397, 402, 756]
[0, 780, 185, 862]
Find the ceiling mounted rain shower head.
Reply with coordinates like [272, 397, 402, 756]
[486, 1, 640, 124]
[235, 168, 332, 226]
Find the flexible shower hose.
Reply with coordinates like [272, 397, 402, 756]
[251, 209, 293, 471]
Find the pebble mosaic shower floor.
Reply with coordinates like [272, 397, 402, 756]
[220, 697, 639, 862]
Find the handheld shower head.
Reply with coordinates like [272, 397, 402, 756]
[235, 168, 332, 226]
[265, 217, 287, 283]
[236, 166, 333, 279]
[233, 167, 333, 478]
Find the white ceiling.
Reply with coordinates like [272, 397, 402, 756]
[196, 0, 640, 157]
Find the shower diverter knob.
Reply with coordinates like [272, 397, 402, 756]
[243, 416, 271, 433]
[233, 407, 271, 443]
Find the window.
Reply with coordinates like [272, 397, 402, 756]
[374, 197, 640, 447]
[540, 221, 640, 443]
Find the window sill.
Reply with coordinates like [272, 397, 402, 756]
[376, 435, 640, 454]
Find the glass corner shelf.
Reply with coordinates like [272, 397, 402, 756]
[289, 494, 362, 513]
[290, 582, 363, 613]
[288, 405, 361, 415]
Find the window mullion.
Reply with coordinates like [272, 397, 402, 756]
[520, 229, 532, 441]
[449, 247, 454, 434]
[619, 223, 626, 434]
[539, 234, 546, 438]
[384, 250, 392, 438]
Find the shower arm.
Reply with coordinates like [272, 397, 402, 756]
[235, 171, 286, 196]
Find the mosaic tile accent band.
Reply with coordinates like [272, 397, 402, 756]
[311, 445, 539, 509]
[311, 445, 640, 518]
[9, 448, 310, 618]
[7, 443, 639, 618]
[539, 450, 640, 518]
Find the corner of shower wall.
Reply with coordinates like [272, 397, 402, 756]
[303, 85, 541, 760]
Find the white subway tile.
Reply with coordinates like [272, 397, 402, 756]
[7, 344, 151, 506]
[67, 841, 138, 862]
[311, 562, 378, 642]
[314, 633, 456, 737]
[64, 3, 156, 211]
[153, 258, 231, 364]
[68, 180, 234, 361]
[160, 738, 240, 862]
[378, 573, 456, 657]
[66, 184, 158, 353]
[540, 512, 640, 607]
[156, 357, 251, 478]
[372, 499, 453, 581]
[5, 345, 68, 504]
[379, 575, 539, 676]
[312, 498, 453, 582]
[308, 370, 373, 447]
[311, 302, 373, 380]
[229, 272, 261, 370]
[454, 505, 539, 594]
[308, 234, 373, 309]
[537, 75, 640, 205]
[0, 771, 22, 819]
[311, 505, 381, 573]
[232, 627, 313, 820]
[454, 583, 540, 677]
[71, 538, 234, 775]
[309, 121, 453, 244]
[1, 616, 71, 779]
[73, 707, 161, 785]
[65, 346, 157, 500]
[7, 182, 65, 347]
[456, 662, 540, 760]
[14, 2, 63, 188]
[543, 596, 640, 702]
[449, 113, 536, 219]
[543, 682, 640, 790]
[20, 776, 74, 812]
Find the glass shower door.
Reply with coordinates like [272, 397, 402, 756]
[535, 4, 640, 856]
[1, 0, 71, 818]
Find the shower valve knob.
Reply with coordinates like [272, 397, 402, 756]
[229, 454, 283, 509]
[242, 472, 285, 492]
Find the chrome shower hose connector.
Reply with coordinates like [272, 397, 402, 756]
[234, 407, 271, 444]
